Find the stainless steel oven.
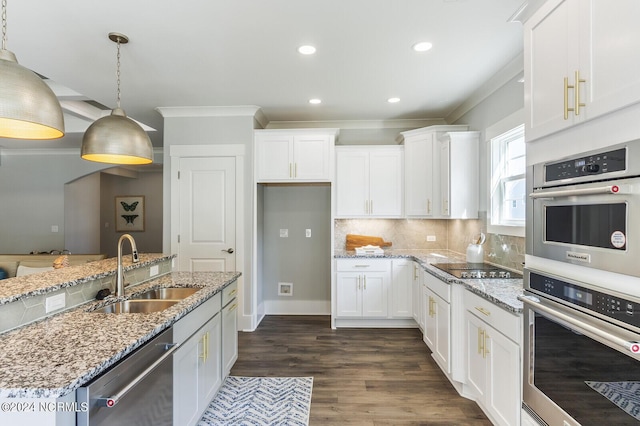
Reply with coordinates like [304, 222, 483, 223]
[522, 268, 640, 426]
[527, 140, 640, 278]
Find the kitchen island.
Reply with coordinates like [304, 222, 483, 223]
[0, 255, 240, 425]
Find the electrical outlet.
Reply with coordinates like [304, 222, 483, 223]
[51, 225, 59, 233]
[150, 265, 159, 277]
[427, 235, 436, 242]
[45, 293, 66, 313]
[280, 229, 288, 238]
[305, 229, 311, 238]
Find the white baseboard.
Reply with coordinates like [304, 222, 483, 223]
[263, 299, 330, 315]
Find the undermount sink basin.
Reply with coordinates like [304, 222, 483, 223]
[92, 300, 178, 314]
[130, 287, 200, 300]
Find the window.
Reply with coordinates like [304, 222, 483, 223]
[490, 124, 525, 232]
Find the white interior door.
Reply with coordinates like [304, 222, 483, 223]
[178, 157, 235, 272]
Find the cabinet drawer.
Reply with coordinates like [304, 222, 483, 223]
[424, 271, 450, 303]
[463, 290, 520, 343]
[174, 292, 221, 344]
[336, 259, 391, 272]
[222, 281, 238, 307]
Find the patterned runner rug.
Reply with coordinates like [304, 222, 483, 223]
[198, 376, 313, 426]
[585, 381, 640, 421]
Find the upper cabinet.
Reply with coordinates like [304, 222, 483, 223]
[335, 146, 403, 218]
[255, 129, 338, 182]
[399, 125, 468, 218]
[525, 0, 640, 142]
[439, 132, 479, 219]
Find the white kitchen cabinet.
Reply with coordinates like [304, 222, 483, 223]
[439, 132, 479, 219]
[463, 290, 521, 426]
[335, 259, 390, 318]
[174, 292, 223, 426]
[335, 146, 403, 218]
[423, 272, 451, 374]
[412, 263, 423, 329]
[221, 281, 238, 375]
[255, 129, 337, 182]
[524, 0, 640, 142]
[399, 125, 468, 217]
[391, 259, 412, 318]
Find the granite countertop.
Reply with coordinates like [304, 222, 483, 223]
[0, 254, 174, 305]
[0, 271, 241, 399]
[334, 248, 524, 314]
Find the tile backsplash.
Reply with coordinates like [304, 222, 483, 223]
[335, 212, 524, 272]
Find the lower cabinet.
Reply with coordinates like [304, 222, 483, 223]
[391, 259, 413, 318]
[412, 263, 423, 329]
[463, 291, 521, 426]
[222, 281, 239, 375]
[173, 291, 224, 426]
[336, 259, 390, 318]
[423, 287, 451, 374]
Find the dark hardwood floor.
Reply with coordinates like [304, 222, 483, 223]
[230, 315, 491, 425]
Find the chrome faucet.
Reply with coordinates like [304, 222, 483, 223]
[116, 234, 140, 298]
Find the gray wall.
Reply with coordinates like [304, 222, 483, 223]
[261, 185, 331, 313]
[64, 172, 101, 253]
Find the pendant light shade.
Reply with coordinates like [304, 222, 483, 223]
[0, 1, 64, 140]
[81, 107, 153, 164]
[81, 32, 153, 165]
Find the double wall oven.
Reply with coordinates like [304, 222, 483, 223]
[523, 140, 640, 425]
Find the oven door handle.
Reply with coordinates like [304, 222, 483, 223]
[95, 342, 180, 408]
[529, 184, 625, 199]
[522, 295, 640, 357]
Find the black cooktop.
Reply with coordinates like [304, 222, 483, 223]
[432, 262, 521, 279]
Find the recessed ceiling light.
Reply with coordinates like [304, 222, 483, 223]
[412, 41, 433, 52]
[309, 98, 322, 104]
[298, 45, 317, 55]
[387, 97, 400, 103]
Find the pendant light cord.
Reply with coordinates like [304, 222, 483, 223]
[2, 0, 7, 51]
[116, 36, 121, 109]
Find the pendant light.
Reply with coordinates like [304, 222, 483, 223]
[81, 32, 153, 165]
[0, 0, 64, 139]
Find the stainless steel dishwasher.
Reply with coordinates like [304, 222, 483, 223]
[77, 327, 178, 426]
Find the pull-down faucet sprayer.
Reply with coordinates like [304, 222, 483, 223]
[116, 234, 139, 298]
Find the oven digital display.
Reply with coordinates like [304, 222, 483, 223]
[575, 159, 586, 168]
[564, 287, 593, 305]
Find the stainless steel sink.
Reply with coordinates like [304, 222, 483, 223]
[92, 300, 179, 314]
[130, 287, 200, 300]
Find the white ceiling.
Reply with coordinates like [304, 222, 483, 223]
[3, 0, 526, 149]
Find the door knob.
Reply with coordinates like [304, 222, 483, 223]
[222, 248, 234, 254]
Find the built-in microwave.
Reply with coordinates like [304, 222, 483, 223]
[526, 141, 640, 278]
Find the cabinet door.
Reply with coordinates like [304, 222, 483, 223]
[198, 314, 222, 414]
[391, 260, 412, 318]
[486, 326, 520, 426]
[174, 333, 201, 426]
[222, 299, 238, 375]
[423, 288, 436, 351]
[465, 311, 487, 401]
[405, 135, 435, 216]
[586, 0, 640, 121]
[336, 150, 369, 217]
[412, 264, 422, 326]
[336, 272, 362, 317]
[369, 150, 403, 217]
[293, 135, 330, 180]
[361, 272, 388, 317]
[439, 139, 451, 216]
[432, 292, 451, 374]
[525, 0, 579, 141]
[256, 135, 293, 181]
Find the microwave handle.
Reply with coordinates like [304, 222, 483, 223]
[529, 184, 623, 199]
[522, 295, 640, 358]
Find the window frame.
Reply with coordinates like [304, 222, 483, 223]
[486, 109, 525, 238]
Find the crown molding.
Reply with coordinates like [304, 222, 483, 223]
[265, 118, 446, 130]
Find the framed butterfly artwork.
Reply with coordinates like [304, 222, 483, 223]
[115, 195, 145, 232]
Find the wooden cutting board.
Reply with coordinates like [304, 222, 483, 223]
[346, 234, 392, 251]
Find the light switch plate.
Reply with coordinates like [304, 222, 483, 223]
[280, 229, 288, 238]
[150, 265, 159, 277]
[427, 235, 437, 242]
[305, 229, 311, 238]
